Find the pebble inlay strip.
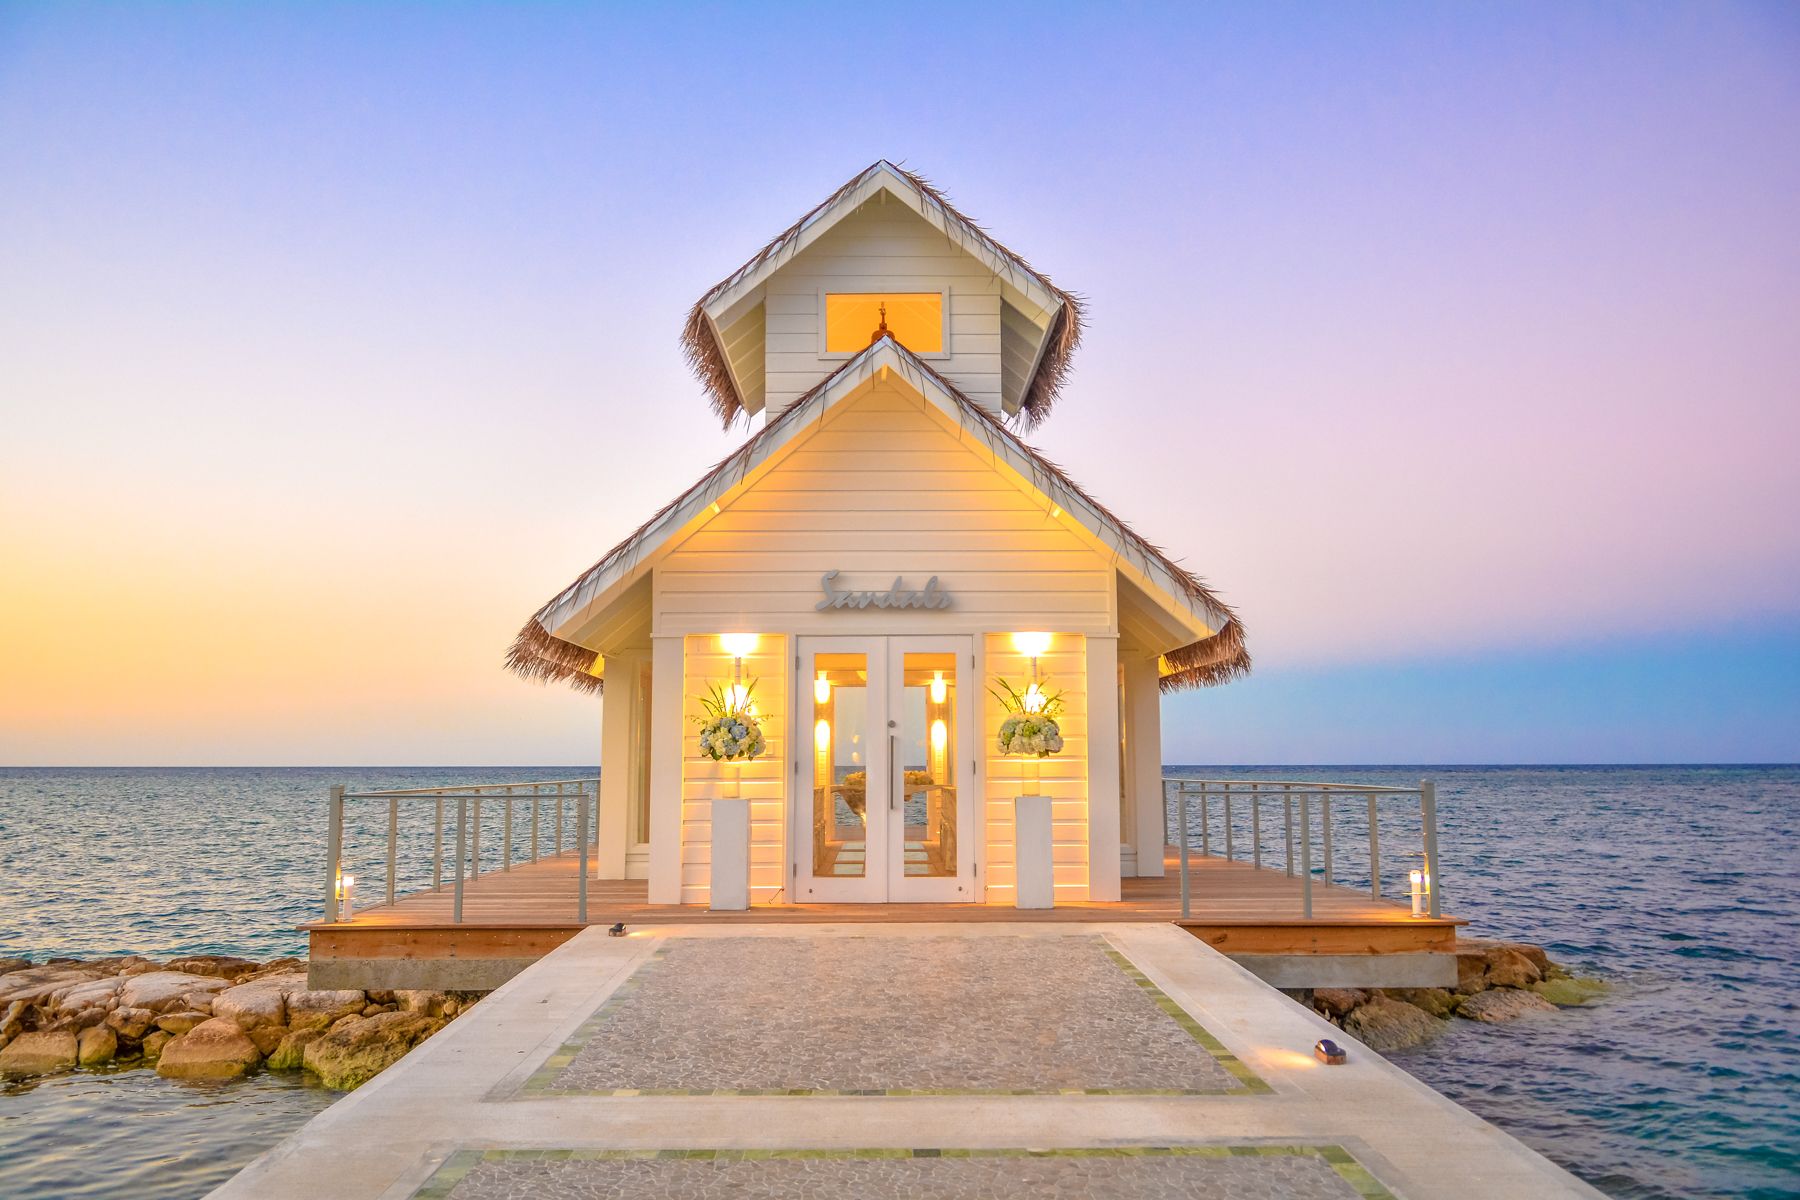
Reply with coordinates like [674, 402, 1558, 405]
[412, 1146, 1395, 1200]
[525, 935, 1268, 1096]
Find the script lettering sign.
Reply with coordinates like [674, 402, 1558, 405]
[814, 570, 953, 611]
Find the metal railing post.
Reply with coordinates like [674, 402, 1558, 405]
[386, 797, 398, 906]
[503, 788, 513, 871]
[1223, 783, 1233, 862]
[1422, 779, 1441, 917]
[1251, 783, 1262, 870]
[453, 796, 467, 924]
[1321, 790, 1334, 884]
[472, 796, 482, 879]
[1300, 792, 1314, 918]
[1200, 783, 1211, 857]
[1161, 778, 1171, 850]
[433, 796, 444, 890]
[555, 784, 564, 855]
[325, 785, 344, 923]
[577, 783, 591, 923]
[1283, 785, 1294, 876]
[531, 791, 541, 862]
[1177, 782, 1191, 920]
[1368, 794, 1381, 898]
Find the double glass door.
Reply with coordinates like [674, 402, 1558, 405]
[795, 636, 974, 902]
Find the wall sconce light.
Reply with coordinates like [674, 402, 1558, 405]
[814, 718, 832, 753]
[815, 672, 832, 705]
[930, 718, 948, 752]
[1314, 1038, 1347, 1065]
[1011, 631, 1052, 659]
[929, 671, 947, 705]
[1409, 868, 1431, 918]
[335, 865, 357, 919]
[719, 633, 759, 659]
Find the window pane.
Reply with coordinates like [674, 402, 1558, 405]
[824, 293, 944, 353]
[811, 653, 868, 878]
[899, 652, 957, 877]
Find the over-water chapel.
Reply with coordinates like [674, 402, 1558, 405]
[507, 161, 1248, 909]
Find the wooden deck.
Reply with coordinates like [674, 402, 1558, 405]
[307, 847, 1461, 987]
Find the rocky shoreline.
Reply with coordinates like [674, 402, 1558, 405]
[0, 956, 481, 1091]
[1300, 938, 1609, 1052]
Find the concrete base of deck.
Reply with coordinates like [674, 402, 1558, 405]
[220, 923, 1595, 1200]
[307, 848, 1464, 990]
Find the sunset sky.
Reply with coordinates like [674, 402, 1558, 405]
[3, 3, 1796, 765]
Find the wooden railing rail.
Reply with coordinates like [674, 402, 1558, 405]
[324, 777, 600, 926]
[1160, 777, 1442, 921]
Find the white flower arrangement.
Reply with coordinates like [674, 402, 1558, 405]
[991, 676, 1066, 758]
[694, 679, 767, 763]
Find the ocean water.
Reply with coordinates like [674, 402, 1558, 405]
[2, 765, 1797, 1199]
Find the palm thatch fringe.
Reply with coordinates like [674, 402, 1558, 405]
[507, 336, 1247, 692]
[681, 159, 1083, 430]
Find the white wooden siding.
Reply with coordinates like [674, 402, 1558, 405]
[762, 200, 1012, 418]
[652, 379, 1116, 637]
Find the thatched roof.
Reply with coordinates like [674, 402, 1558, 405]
[508, 337, 1247, 696]
[682, 160, 1084, 431]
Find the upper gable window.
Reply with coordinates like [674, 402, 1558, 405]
[824, 292, 944, 354]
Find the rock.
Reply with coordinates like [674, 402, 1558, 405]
[1383, 987, 1460, 1019]
[165, 956, 261, 981]
[0, 1031, 79, 1078]
[214, 982, 287, 1031]
[303, 1011, 443, 1090]
[155, 1010, 211, 1035]
[106, 1006, 156, 1040]
[1533, 976, 1609, 1007]
[286, 989, 367, 1031]
[140, 1030, 172, 1062]
[77, 1025, 118, 1067]
[156, 1017, 262, 1080]
[266, 1027, 325, 1071]
[1343, 996, 1447, 1052]
[118, 961, 161, 976]
[1453, 949, 1491, 995]
[0, 965, 106, 1008]
[1311, 988, 1367, 1019]
[0, 958, 33, 977]
[1459, 987, 1558, 1023]
[2, 999, 30, 1042]
[1483, 946, 1543, 990]
[119, 972, 228, 1014]
[360, 1003, 386, 1017]
[47, 1007, 107, 1033]
[49, 976, 124, 1014]
[245, 1025, 287, 1057]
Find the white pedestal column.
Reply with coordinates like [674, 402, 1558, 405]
[1014, 794, 1054, 909]
[708, 797, 750, 911]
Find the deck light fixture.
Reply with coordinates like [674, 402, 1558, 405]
[335, 866, 357, 920]
[608, 922, 627, 937]
[1409, 869, 1431, 918]
[1314, 1038, 1347, 1065]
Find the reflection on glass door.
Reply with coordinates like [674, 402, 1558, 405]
[898, 652, 957, 879]
[810, 652, 869, 880]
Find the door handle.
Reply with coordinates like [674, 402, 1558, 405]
[889, 734, 897, 810]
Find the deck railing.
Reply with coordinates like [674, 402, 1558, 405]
[324, 777, 600, 925]
[1161, 777, 1442, 921]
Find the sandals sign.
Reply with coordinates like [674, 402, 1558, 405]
[813, 570, 954, 611]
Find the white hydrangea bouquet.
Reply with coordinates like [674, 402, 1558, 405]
[991, 676, 1066, 758]
[695, 679, 766, 762]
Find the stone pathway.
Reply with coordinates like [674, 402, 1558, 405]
[417, 1147, 1388, 1200]
[537, 934, 1260, 1095]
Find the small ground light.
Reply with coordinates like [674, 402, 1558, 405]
[1315, 1039, 1347, 1065]
[608, 922, 626, 937]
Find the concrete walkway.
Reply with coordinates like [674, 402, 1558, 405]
[212, 923, 1602, 1200]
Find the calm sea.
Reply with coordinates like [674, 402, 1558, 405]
[1, 765, 1796, 1199]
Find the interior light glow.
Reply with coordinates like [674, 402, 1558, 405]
[814, 673, 832, 705]
[929, 671, 947, 705]
[1022, 683, 1047, 713]
[1012, 631, 1052, 658]
[930, 718, 948, 751]
[719, 633, 759, 658]
[815, 719, 831, 752]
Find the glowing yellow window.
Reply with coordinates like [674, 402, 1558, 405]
[824, 292, 944, 354]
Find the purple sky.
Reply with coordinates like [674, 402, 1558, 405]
[2, 3, 1796, 764]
